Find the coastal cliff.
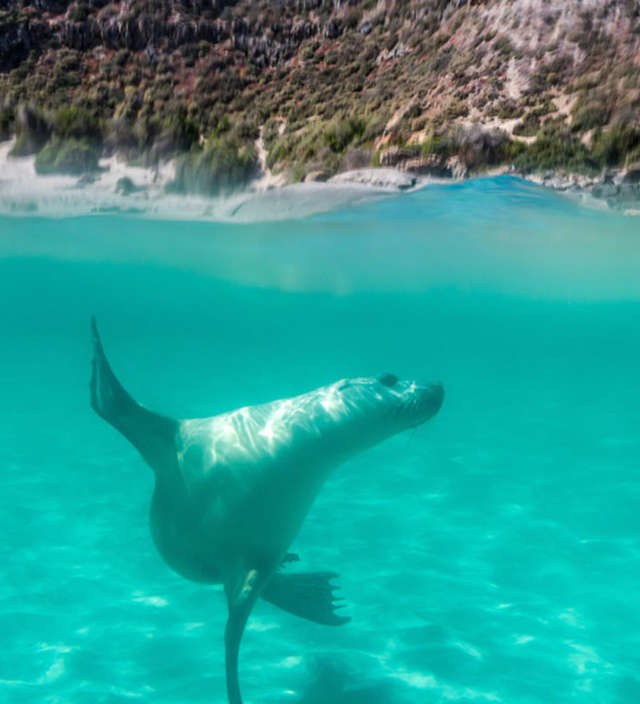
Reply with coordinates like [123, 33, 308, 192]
[1, 0, 639, 207]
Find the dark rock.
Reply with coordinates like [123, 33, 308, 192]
[380, 146, 418, 168]
[232, 17, 249, 37]
[76, 172, 97, 187]
[591, 181, 619, 199]
[617, 181, 640, 202]
[291, 19, 317, 42]
[341, 147, 372, 171]
[304, 170, 329, 182]
[453, 125, 511, 170]
[403, 154, 453, 178]
[115, 176, 139, 195]
[0, 20, 33, 71]
[591, 168, 640, 206]
[623, 167, 640, 184]
[32, 0, 72, 11]
[324, 19, 342, 39]
[231, 18, 316, 66]
[398, 176, 417, 191]
[145, 44, 158, 65]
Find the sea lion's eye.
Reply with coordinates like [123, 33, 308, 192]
[378, 373, 399, 388]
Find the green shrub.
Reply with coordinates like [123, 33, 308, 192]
[159, 104, 199, 152]
[266, 132, 295, 171]
[494, 36, 514, 56]
[133, 114, 162, 150]
[404, 103, 422, 120]
[421, 133, 454, 160]
[51, 49, 82, 90]
[52, 106, 101, 143]
[322, 117, 366, 153]
[301, 45, 315, 61]
[344, 8, 361, 30]
[571, 99, 611, 132]
[168, 135, 258, 196]
[492, 100, 524, 120]
[443, 98, 468, 120]
[262, 119, 282, 148]
[34, 137, 99, 175]
[504, 139, 528, 161]
[114, 50, 130, 68]
[0, 106, 14, 141]
[513, 126, 597, 174]
[513, 112, 541, 137]
[325, 50, 339, 65]
[592, 126, 640, 167]
[211, 114, 231, 138]
[68, 1, 91, 22]
[10, 106, 51, 156]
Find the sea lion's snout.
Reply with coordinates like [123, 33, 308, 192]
[380, 377, 444, 429]
[421, 382, 444, 418]
[376, 374, 444, 421]
[400, 380, 444, 428]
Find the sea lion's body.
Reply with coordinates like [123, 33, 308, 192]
[90, 319, 444, 704]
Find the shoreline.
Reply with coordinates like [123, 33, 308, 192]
[0, 139, 638, 221]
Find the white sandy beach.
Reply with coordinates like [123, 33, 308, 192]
[0, 140, 439, 222]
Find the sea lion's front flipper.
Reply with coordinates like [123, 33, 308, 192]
[90, 317, 178, 469]
[261, 571, 351, 626]
[225, 569, 264, 704]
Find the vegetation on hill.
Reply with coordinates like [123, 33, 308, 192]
[0, 0, 639, 190]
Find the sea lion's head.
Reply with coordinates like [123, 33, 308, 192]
[317, 374, 444, 450]
[375, 372, 444, 429]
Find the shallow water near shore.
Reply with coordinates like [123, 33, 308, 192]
[2, 176, 640, 703]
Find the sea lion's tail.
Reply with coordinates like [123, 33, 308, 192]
[91, 316, 137, 426]
[90, 317, 178, 468]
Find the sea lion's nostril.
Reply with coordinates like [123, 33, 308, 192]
[378, 373, 399, 388]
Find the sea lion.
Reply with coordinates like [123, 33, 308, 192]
[90, 318, 444, 704]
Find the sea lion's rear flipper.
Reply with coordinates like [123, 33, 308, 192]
[90, 317, 178, 468]
[225, 569, 263, 704]
[261, 571, 351, 626]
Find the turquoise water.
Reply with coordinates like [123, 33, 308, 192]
[2, 176, 640, 703]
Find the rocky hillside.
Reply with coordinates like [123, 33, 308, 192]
[1, 0, 639, 199]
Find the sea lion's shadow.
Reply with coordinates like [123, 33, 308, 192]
[297, 657, 400, 704]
